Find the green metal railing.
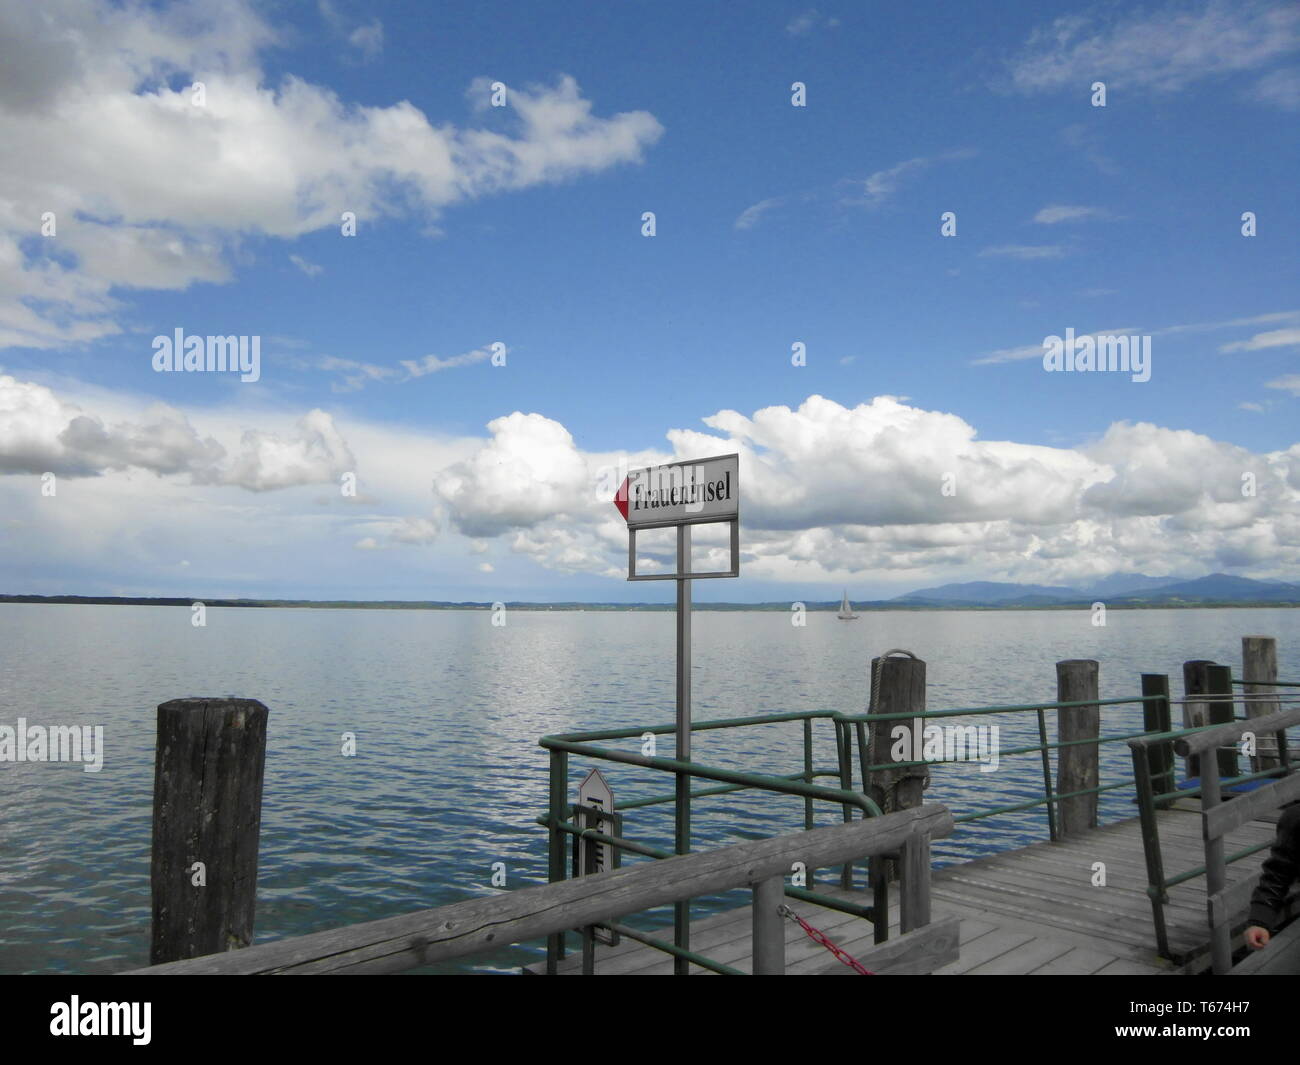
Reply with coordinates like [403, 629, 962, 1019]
[536, 686, 1175, 975]
[1233, 679, 1300, 687]
[538, 710, 887, 974]
[537, 664, 1300, 975]
[837, 693, 1166, 839]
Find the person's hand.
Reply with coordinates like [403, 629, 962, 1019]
[1245, 926, 1271, 950]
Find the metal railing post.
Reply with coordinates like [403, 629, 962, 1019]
[803, 717, 814, 831]
[803, 717, 814, 889]
[836, 719, 854, 889]
[546, 748, 568, 974]
[1036, 707, 1057, 841]
[673, 522, 692, 975]
[855, 719, 870, 806]
[1128, 740, 1171, 959]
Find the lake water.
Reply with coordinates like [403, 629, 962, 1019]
[0, 604, 1295, 974]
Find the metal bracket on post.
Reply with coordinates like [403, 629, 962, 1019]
[627, 518, 739, 580]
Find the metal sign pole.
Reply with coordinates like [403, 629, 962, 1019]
[614, 453, 739, 976]
[674, 522, 691, 975]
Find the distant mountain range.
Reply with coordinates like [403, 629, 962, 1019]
[889, 573, 1300, 607]
[1, 573, 1297, 611]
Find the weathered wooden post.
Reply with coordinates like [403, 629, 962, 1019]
[898, 830, 932, 934]
[1206, 664, 1238, 782]
[150, 697, 269, 964]
[1182, 660, 1213, 780]
[1056, 660, 1099, 837]
[751, 875, 786, 975]
[1243, 636, 1280, 770]
[1140, 673, 1175, 805]
[866, 652, 928, 813]
[1183, 660, 1235, 780]
[866, 651, 928, 883]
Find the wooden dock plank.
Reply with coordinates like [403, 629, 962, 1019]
[929, 880, 1163, 951]
[1029, 945, 1136, 975]
[1095, 956, 1175, 975]
[932, 877, 1211, 958]
[937, 864, 1200, 923]
[930, 926, 1038, 974]
[959, 935, 1076, 975]
[524, 804, 1279, 975]
[916, 892, 1167, 965]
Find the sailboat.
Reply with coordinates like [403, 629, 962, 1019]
[836, 590, 859, 620]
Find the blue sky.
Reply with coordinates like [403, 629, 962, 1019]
[0, 0, 1297, 601]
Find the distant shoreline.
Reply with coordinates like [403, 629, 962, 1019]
[1, 594, 1297, 612]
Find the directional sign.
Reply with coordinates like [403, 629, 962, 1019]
[613, 453, 739, 529]
[576, 768, 615, 877]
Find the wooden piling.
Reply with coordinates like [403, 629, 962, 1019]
[866, 652, 927, 882]
[150, 697, 269, 964]
[1243, 637, 1280, 770]
[1183, 660, 1234, 781]
[1206, 664, 1238, 782]
[1140, 673, 1175, 802]
[1056, 660, 1099, 837]
[1181, 660, 1213, 780]
[866, 652, 928, 814]
[751, 875, 785, 975]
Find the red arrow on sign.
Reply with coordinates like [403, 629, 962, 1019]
[613, 476, 629, 520]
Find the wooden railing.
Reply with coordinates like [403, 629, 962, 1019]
[1174, 707, 1300, 974]
[125, 804, 957, 975]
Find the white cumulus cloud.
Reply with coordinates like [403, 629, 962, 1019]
[0, 1, 663, 349]
[411, 394, 1300, 586]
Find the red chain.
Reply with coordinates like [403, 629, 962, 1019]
[778, 905, 874, 975]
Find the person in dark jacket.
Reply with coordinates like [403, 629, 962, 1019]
[1245, 804, 1300, 949]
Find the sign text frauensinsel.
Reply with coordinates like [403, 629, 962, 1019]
[624, 454, 738, 528]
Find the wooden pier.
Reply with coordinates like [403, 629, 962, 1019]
[127, 636, 1300, 977]
[528, 800, 1286, 975]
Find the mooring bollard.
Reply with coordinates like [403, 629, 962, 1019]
[1056, 660, 1099, 837]
[1243, 637, 1280, 770]
[150, 697, 269, 964]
